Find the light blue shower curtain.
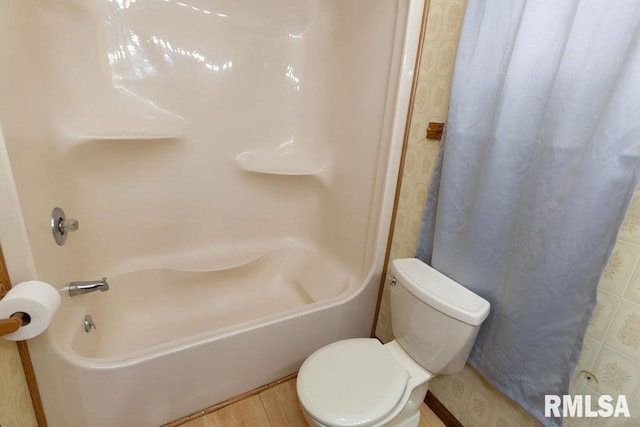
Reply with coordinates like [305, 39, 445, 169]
[416, 1, 640, 425]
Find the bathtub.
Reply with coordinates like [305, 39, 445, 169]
[67, 246, 353, 360]
[0, 0, 424, 426]
[41, 244, 384, 426]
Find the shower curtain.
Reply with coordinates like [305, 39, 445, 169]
[416, 0, 640, 424]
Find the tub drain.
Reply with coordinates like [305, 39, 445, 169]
[84, 315, 96, 332]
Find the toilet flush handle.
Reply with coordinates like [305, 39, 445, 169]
[387, 275, 397, 286]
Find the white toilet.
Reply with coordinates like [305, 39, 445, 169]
[296, 258, 491, 427]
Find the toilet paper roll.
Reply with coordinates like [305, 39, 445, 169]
[0, 280, 61, 341]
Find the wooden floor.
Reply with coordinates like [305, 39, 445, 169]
[181, 379, 445, 427]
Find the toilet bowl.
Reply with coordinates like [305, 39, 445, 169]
[296, 258, 490, 427]
[297, 338, 432, 427]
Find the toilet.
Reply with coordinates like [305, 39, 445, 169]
[296, 258, 491, 427]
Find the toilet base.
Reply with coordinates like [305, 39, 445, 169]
[394, 412, 420, 427]
[387, 382, 428, 427]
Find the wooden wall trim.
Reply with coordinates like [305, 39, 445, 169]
[0, 245, 9, 300]
[371, 0, 431, 336]
[425, 391, 463, 427]
[0, 243, 48, 426]
[16, 341, 47, 426]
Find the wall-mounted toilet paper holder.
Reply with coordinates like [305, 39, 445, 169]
[0, 311, 30, 337]
[0, 280, 60, 341]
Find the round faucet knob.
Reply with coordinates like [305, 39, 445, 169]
[59, 218, 79, 233]
[51, 207, 79, 246]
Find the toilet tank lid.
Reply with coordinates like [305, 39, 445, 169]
[391, 258, 490, 326]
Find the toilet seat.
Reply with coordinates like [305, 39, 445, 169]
[297, 338, 409, 427]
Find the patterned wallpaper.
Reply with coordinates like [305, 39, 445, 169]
[0, 341, 37, 426]
[566, 192, 640, 427]
[374, 0, 466, 344]
[375, 0, 640, 425]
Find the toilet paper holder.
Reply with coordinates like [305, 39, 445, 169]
[0, 311, 30, 337]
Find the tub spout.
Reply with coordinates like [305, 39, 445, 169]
[68, 277, 109, 297]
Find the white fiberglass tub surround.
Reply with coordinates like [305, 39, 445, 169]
[0, 0, 424, 426]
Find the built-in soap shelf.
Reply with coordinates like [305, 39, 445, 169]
[59, 91, 185, 143]
[235, 149, 325, 176]
[64, 115, 184, 143]
[70, 128, 183, 143]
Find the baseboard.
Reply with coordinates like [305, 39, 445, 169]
[425, 391, 463, 427]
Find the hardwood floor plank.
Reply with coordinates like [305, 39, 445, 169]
[184, 395, 271, 427]
[259, 379, 308, 426]
[180, 378, 447, 427]
[419, 403, 446, 427]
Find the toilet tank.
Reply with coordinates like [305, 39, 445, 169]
[389, 258, 490, 375]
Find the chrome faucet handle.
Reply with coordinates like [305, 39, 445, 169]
[51, 207, 79, 246]
[59, 218, 79, 233]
